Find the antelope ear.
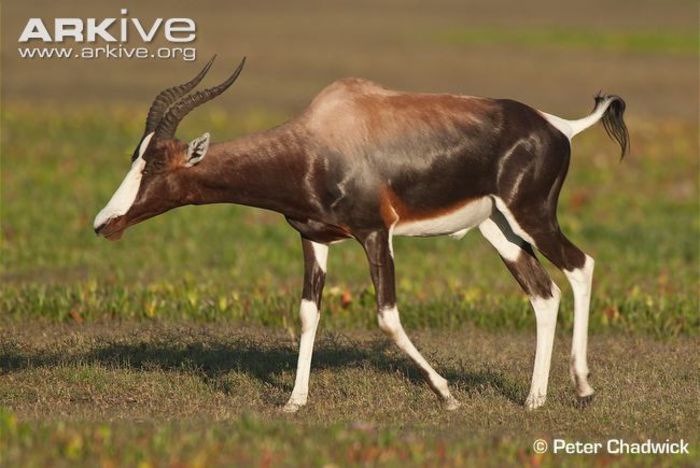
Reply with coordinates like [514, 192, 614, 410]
[186, 133, 210, 167]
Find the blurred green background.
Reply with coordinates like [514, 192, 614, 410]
[2, 0, 698, 116]
[1, 0, 697, 333]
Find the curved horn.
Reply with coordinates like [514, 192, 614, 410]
[155, 57, 246, 139]
[144, 56, 216, 134]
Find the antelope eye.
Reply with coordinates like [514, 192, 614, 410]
[144, 159, 164, 175]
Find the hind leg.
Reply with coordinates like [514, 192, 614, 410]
[529, 228, 595, 401]
[493, 199, 595, 402]
[565, 253, 595, 401]
[479, 211, 561, 409]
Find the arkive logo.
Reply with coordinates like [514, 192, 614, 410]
[19, 9, 195, 43]
[17, 9, 198, 61]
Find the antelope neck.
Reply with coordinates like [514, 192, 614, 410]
[185, 124, 316, 219]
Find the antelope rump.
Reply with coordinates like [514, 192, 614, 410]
[94, 57, 628, 412]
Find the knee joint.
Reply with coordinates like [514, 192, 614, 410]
[378, 306, 402, 336]
[531, 283, 560, 324]
[550, 282, 562, 302]
[566, 255, 594, 285]
[299, 299, 319, 332]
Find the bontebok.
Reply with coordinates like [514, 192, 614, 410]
[94, 57, 628, 412]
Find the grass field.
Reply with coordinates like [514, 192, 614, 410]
[3, 108, 697, 335]
[1, 323, 698, 466]
[1, 105, 697, 467]
[2, 0, 699, 465]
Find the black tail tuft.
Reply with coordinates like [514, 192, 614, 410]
[595, 93, 629, 160]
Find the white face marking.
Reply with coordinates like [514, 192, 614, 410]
[93, 133, 154, 229]
[392, 197, 492, 238]
[526, 283, 561, 410]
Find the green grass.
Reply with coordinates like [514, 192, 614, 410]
[2, 416, 692, 467]
[1, 106, 698, 335]
[439, 28, 699, 55]
[2, 1, 699, 464]
[1, 105, 698, 466]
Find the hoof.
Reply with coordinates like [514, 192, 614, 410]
[443, 395, 461, 411]
[576, 392, 595, 409]
[525, 394, 546, 410]
[282, 401, 304, 413]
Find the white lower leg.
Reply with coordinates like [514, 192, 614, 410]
[564, 255, 595, 398]
[378, 306, 459, 408]
[284, 299, 320, 411]
[526, 284, 561, 409]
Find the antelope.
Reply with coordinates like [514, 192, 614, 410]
[94, 57, 628, 412]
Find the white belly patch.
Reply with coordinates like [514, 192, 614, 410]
[392, 197, 493, 237]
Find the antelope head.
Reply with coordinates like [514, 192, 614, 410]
[93, 56, 245, 240]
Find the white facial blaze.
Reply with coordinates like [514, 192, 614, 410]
[93, 133, 154, 229]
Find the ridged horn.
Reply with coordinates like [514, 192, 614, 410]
[144, 56, 216, 134]
[155, 57, 246, 139]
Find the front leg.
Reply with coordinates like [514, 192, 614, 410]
[359, 230, 460, 410]
[283, 237, 328, 413]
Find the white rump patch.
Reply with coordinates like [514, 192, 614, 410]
[93, 133, 154, 229]
[392, 197, 493, 238]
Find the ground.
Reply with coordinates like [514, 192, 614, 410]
[1, 0, 698, 466]
[1, 323, 697, 466]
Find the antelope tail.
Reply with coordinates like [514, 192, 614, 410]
[542, 93, 629, 159]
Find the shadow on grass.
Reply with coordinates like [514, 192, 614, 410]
[0, 333, 525, 405]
